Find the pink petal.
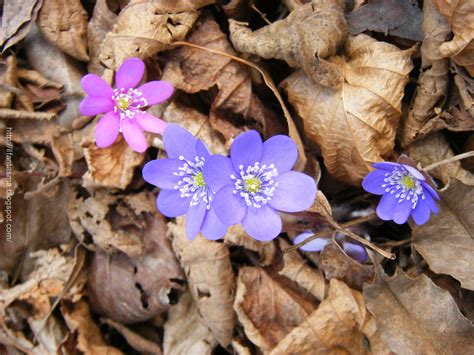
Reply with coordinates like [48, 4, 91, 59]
[135, 112, 167, 134]
[79, 97, 114, 116]
[81, 74, 113, 98]
[95, 112, 120, 148]
[137, 81, 174, 105]
[122, 119, 147, 153]
[115, 58, 145, 90]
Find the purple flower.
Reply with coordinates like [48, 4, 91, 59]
[362, 162, 440, 225]
[142, 125, 227, 240]
[293, 232, 368, 263]
[79, 58, 174, 153]
[203, 131, 317, 241]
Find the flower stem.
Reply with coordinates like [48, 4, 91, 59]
[423, 151, 474, 171]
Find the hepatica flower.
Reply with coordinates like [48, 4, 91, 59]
[362, 162, 440, 225]
[142, 124, 227, 240]
[79, 58, 174, 153]
[203, 131, 317, 241]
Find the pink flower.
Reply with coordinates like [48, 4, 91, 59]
[79, 58, 174, 153]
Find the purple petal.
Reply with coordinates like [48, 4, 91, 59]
[269, 172, 316, 212]
[342, 242, 368, 263]
[81, 74, 113, 98]
[421, 181, 440, 200]
[392, 199, 413, 224]
[157, 189, 190, 218]
[115, 58, 145, 90]
[411, 200, 431, 225]
[375, 193, 397, 221]
[372, 162, 400, 171]
[242, 205, 282, 241]
[186, 200, 207, 240]
[402, 165, 425, 181]
[142, 158, 183, 189]
[201, 207, 228, 240]
[163, 124, 197, 160]
[213, 186, 247, 226]
[95, 112, 120, 148]
[260, 135, 298, 173]
[362, 169, 388, 195]
[196, 140, 211, 160]
[421, 191, 439, 214]
[122, 119, 147, 153]
[293, 232, 329, 252]
[79, 97, 114, 116]
[203, 155, 234, 193]
[230, 130, 263, 172]
[137, 81, 174, 105]
[135, 112, 167, 134]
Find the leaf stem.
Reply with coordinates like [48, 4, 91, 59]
[423, 151, 474, 171]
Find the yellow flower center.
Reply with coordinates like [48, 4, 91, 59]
[193, 172, 205, 187]
[245, 177, 261, 193]
[401, 175, 415, 189]
[117, 97, 130, 110]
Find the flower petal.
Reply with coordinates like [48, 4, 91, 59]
[269, 172, 316, 212]
[95, 112, 120, 148]
[81, 74, 113, 98]
[421, 191, 439, 214]
[362, 169, 388, 195]
[375, 193, 397, 221]
[115, 58, 145, 90]
[203, 155, 234, 193]
[213, 186, 247, 226]
[142, 158, 183, 189]
[392, 199, 413, 224]
[122, 119, 147, 153]
[163, 124, 198, 160]
[230, 130, 263, 171]
[201, 207, 228, 240]
[411, 200, 431, 225]
[157, 189, 190, 218]
[293, 232, 329, 252]
[260, 135, 298, 173]
[242, 205, 282, 241]
[135, 112, 167, 134]
[402, 165, 425, 181]
[196, 140, 211, 160]
[372, 162, 399, 171]
[186, 200, 207, 240]
[137, 80, 174, 105]
[342, 242, 368, 263]
[79, 97, 114, 116]
[421, 181, 441, 200]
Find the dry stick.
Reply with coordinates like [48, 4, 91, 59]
[250, 2, 272, 25]
[0, 108, 56, 120]
[423, 151, 474, 171]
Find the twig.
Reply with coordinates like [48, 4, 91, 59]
[250, 2, 272, 25]
[0, 108, 57, 120]
[423, 151, 474, 171]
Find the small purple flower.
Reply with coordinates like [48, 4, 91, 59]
[79, 58, 174, 153]
[362, 162, 440, 225]
[293, 232, 368, 263]
[142, 125, 227, 240]
[203, 131, 317, 241]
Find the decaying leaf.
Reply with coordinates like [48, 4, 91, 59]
[282, 34, 414, 185]
[412, 179, 474, 291]
[229, 0, 346, 84]
[364, 267, 474, 354]
[169, 218, 235, 347]
[37, 0, 89, 61]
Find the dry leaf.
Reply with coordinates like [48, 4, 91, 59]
[364, 267, 474, 354]
[163, 291, 218, 355]
[412, 179, 474, 291]
[37, 0, 89, 61]
[347, 0, 423, 41]
[282, 34, 414, 185]
[229, 0, 346, 84]
[169, 218, 236, 347]
[0, 56, 18, 109]
[233, 267, 318, 352]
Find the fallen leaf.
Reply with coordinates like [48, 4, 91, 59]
[364, 267, 474, 353]
[282, 34, 414, 185]
[347, 0, 423, 41]
[229, 0, 346, 84]
[0, 56, 18, 109]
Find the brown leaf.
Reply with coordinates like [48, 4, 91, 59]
[347, 0, 423, 41]
[363, 267, 474, 353]
[282, 34, 414, 185]
[0, 56, 18, 109]
[233, 266, 317, 352]
[169, 218, 236, 347]
[412, 179, 474, 290]
[229, 0, 346, 84]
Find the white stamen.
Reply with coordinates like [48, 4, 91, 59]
[383, 167, 424, 209]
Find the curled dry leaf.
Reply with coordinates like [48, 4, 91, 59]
[282, 34, 414, 185]
[163, 291, 218, 355]
[233, 266, 318, 352]
[364, 267, 474, 353]
[169, 218, 236, 347]
[37, 0, 89, 61]
[400, 0, 450, 147]
[229, 0, 346, 85]
[412, 179, 474, 291]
